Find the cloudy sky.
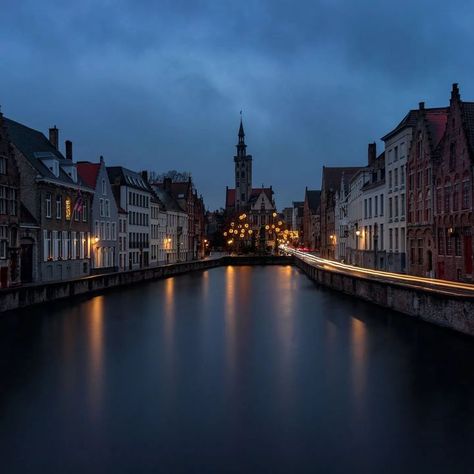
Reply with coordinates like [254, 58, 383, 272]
[1, 0, 473, 209]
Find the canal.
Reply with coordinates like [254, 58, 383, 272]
[1, 265, 474, 473]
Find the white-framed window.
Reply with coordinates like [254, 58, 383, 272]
[99, 198, 104, 217]
[80, 232, 85, 259]
[106, 222, 110, 240]
[45, 193, 52, 218]
[0, 225, 7, 259]
[56, 195, 62, 219]
[111, 222, 116, 240]
[83, 200, 87, 222]
[105, 199, 110, 217]
[100, 221, 105, 239]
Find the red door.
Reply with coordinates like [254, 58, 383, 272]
[464, 235, 473, 275]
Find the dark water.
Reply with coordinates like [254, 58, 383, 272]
[1, 266, 474, 473]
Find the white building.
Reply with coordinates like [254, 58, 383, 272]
[152, 186, 189, 264]
[381, 110, 417, 273]
[150, 194, 167, 266]
[107, 167, 152, 269]
[117, 208, 128, 271]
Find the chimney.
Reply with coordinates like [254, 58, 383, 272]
[99, 155, 104, 164]
[49, 126, 58, 149]
[65, 140, 72, 160]
[141, 170, 149, 183]
[451, 83, 460, 103]
[163, 177, 172, 191]
[368, 142, 376, 166]
[419, 101, 425, 110]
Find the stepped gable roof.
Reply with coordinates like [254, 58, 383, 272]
[461, 102, 474, 152]
[77, 162, 100, 188]
[305, 189, 321, 212]
[322, 166, 362, 193]
[381, 110, 420, 141]
[152, 185, 185, 213]
[4, 117, 90, 188]
[107, 166, 151, 192]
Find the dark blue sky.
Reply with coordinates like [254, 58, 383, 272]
[1, 0, 473, 209]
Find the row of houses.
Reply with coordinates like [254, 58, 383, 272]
[298, 83, 474, 283]
[0, 112, 206, 287]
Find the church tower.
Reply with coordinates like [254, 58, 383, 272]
[234, 117, 252, 210]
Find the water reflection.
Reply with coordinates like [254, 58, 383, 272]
[225, 266, 237, 379]
[350, 316, 368, 413]
[87, 295, 105, 418]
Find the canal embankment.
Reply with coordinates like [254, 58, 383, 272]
[0, 255, 294, 312]
[294, 256, 474, 336]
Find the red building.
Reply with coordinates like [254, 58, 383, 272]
[433, 84, 473, 281]
[406, 102, 448, 277]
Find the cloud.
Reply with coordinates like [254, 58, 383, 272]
[1, 0, 472, 208]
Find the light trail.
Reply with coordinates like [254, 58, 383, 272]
[281, 245, 474, 298]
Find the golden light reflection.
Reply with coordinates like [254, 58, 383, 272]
[350, 317, 367, 411]
[164, 277, 175, 347]
[225, 266, 237, 378]
[87, 295, 105, 417]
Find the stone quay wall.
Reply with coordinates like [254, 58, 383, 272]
[294, 257, 474, 337]
[0, 256, 293, 312]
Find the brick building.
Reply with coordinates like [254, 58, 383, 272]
[320, 166, 361, 259]
[406, 103, 448, 277]
[0, 111, 21, 287]
[303, 188, 321, 251]
[6, 119, 94, 282]
[433, 84, 474, 281]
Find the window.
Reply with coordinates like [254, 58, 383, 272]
[112, 222, 116, 240]
[455, 233, 461, 256]
[446, 229, 452, 256]
[401, 194, 405, 217]
[394, 169, 398, 187]
[106, 222, 110, 240]
[438, 230, 444, 255]
[46, 193, 52, 218]
[401, 228, 405, 252]
[374, 195, 378, 217]
[389, 229, 393, 250]
[56, 195, 62, 219]
[364, 199, 367, 219]
[0, 226, 7, 259]
[400, 166, 405, 186]
[102, 179, 106, 195]
[449, 142, 456, 170]
[99, 198, 104, 217]
[105, 199, 110, 217]
[395, 228, 399, 251]
[394, 196, 399, 217]
[462, 179, 470, 209]
[417, 239, 423, 265]
[380, 194, 384, 216]
[389, 170, 392, 189]
[83, 201, 87, 222]
[0, 156, 6, 175]
[453, 182, 460, 211]
[389, 197, 393, 219]
[444, 183, 451, 213]
[394, 146, 398, 162]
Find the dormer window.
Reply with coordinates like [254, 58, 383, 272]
[48, 161, 60, 177]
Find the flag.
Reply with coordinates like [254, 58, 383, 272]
[73, 190, 83, 214]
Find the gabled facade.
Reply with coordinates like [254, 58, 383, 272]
[382, 110, 418, 273]
[77, 157, 119, 273]
[320, 166, 362, 259]
[433, 84, 474, 281]
[0, 111, 21, 287]
[107, 167, 152, 270]
[6, 119, 93, 282]
[407, 103, 448, 277]
[303, 189, 321, 251]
